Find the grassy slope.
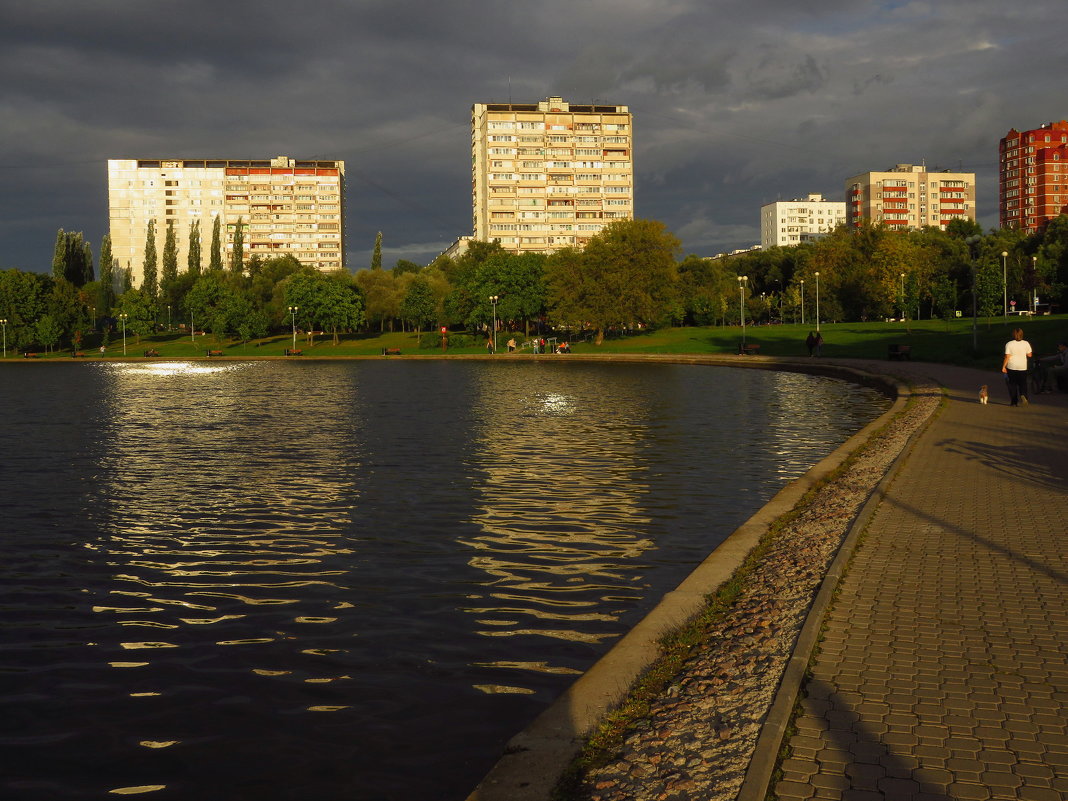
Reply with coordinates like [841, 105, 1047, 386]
[9, 315, 1067, 366]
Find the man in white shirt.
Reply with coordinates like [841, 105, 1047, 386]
[1001, 327, 1033, 407]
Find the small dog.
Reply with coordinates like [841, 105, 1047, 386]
[979, 385, 988, 404]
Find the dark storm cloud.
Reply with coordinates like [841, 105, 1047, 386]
[1, 0, 1067, 270]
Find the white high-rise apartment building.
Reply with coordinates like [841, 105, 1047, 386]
[844, 164, 975, 231]
[108, 155, 345, 286]
[760, 194, 846, 247]
[471, 96, 633, 252]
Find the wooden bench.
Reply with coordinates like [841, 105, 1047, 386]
[23, 352, 39, 358]
[72, 351, 87, 358]
[144, 349, 160, 357]
[284, 348, 303, 356]
[887, 344, 911, 361]
[738, 343, 760, 355]
[206, 349, 223, 357]
[381, 348, 402, 356]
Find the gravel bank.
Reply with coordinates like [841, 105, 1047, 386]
[576, 374, 943, 801]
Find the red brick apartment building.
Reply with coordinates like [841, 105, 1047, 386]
[999, 120, 1068, 233]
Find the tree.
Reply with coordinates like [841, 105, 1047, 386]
[99, 233, 115, 302]
[51, 230, 93, 287]
[35, 314, 62, 353]
[229, 217, 245, 273]
[209, 215, 223, 271]
[187, 219, 202, 276]
[284, 270, 365, 345]
[162, 224, 179, 288]
[392, 259, 421, 276]
[371, 231, 383, 270]
[115, 288, 156, 344]
[546, 219, 680, 345]
[355, 268, 400, 331]
[142, 219, 158, 298]
[400, 274, 436, 333]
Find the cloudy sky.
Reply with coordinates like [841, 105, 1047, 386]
[1, 0, 1065, 273]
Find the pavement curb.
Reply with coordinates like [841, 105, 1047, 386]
[465, 358, 913, 801]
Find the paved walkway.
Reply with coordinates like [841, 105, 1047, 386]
[776, 361, 1068, 801]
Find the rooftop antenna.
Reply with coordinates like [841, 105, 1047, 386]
[508, 76, 512, 105]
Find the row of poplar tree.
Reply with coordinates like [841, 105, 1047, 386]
[2, 215, 1068, 354]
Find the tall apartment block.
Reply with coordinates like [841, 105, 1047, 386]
[108, 155, 344, 286]
[998, 121, 1068, 233]
[760, 194, 846, 248]
[844, 164, 975, 231]
[471, 96, 633, 253]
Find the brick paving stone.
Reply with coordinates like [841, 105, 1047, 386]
[773, 361, 1068, 801]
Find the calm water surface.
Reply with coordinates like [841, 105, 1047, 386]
[0, 361, 889, 800]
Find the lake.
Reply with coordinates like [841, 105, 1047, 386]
[0, 360, 889, 800]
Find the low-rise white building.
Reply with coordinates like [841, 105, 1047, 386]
[760, 193, 846, 248]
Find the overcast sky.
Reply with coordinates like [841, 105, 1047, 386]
[1, 0, 1065, 273]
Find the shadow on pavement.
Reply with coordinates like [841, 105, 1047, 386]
[803, 678, 953, 800]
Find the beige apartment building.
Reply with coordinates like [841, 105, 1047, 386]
[760, 193, 846, 248]
[844, 164, 975, 231]
[108, 155, 344, 286]
[471, 96, 633, 253]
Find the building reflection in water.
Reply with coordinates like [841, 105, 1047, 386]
[462, 364, 658, 690]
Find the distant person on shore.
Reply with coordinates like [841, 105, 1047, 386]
[1001, 327, 1033, 406]
[805, 331, 817, 356]
[507, 337, 516, 353]
[486, 338, 494, 355]
[1038, 341, 1068, 392]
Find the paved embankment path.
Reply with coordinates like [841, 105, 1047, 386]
[776, 360, 1068, 801]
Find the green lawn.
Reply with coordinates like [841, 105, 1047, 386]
[7, 315, 1066, 366]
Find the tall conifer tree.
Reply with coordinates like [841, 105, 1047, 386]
[162, 224, 178, 287]
[209, 215, 223, 271]
[187, 219, 202, 275]
[99, 234, 115, 312]
[229, 217, 245, 273]
[143, 219, 158, 297]
[371, 231, 383, 270]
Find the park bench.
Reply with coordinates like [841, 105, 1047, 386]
[284, 348, 303, 356]
[144, 349, 160, 357]
[72, 352, 86, 358]
[206, 349, 223, 357]
[738, 343, 760, 355]
[382, 348, 402, 356]
[23, 352, 39, 358]
[887, 344, 911, 361]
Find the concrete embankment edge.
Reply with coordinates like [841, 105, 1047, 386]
[464, 356, 915, 801]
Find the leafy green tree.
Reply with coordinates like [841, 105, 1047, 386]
[355, 268, 400, 331]
[392, 259, 421, 276]
[81, 240, 95, 285]
[35, 314, 62, 353]
[115, 289, 156, 344]
[209, 215, 223, 271]
[143, 219, 158, 298]
[400, 274, 436, 333]
[0, 269, 50, 351]
[52, 229, 67, 280]
[285, 270, 365, 344]
[371, 231, 382, 270]
[229, 217, 245, 273]
[187, 219, 202, 276]
[677, 254, 734, 326]
[51, 230, 93, 287]
[468, 252, 547, 336]
[546, 219, 680, 344]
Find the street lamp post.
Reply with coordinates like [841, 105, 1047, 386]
[119, 313, 128, 356]
[190, 312, 195, 345]
[760, 292, 766, 323]
[1, 318, 7, 359]
[1031, 255, 1038, 314]
[489, 295, 499, 354]
[965, 235, 981, 350]
[1001, 251, 1008, 320]
[814, 272, 820, 332]
[900, 272, 906, 320]
[800, 279, 805, 326]
[738, 275, 748, 346]
[167, 304, 172, 331]
[288, 305, 299, 352]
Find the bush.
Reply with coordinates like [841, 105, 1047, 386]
[418, 332, 482, 350]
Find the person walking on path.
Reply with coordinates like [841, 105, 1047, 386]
[1001, 326, 1033, 406]
[805, 331, 817, 356]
